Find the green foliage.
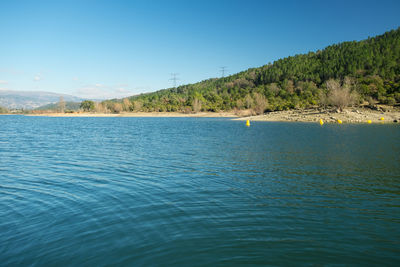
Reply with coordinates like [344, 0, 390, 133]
[0, 106, 9, 114]
[80, 100, 95, 112]
[109, 27, 400, 113]
[35, 101, 81, 111]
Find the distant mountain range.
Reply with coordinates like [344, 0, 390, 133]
[0, 90, 82, 109]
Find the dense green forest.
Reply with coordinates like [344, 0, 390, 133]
[101, 27, 399, 114]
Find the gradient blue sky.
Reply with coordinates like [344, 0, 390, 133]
[0, 0, 399, 99]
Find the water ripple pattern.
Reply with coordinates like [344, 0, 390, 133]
[0, 116, 399, 266]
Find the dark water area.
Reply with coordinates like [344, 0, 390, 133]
[0, 116, 399, 266]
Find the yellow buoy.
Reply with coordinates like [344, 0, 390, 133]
[380, 117, 384, 121]
[337, 119, 342, 124]
[319, 119, 324, 125]
[246, 120, 250, 127]
[367, 120, 372, 124]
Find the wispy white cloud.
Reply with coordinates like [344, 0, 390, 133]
[34, 74, 42, 81]
[0, 80, 8, 84]
[72, 77, 79, 81]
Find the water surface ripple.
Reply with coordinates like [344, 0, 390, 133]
[0, 116, 399, 265]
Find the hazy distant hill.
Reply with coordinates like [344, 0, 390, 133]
[0, 90, 82, 109]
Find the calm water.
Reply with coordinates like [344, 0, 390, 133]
[1, 116, 399, 266]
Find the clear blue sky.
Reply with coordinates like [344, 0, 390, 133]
[0, 0, 399, 99]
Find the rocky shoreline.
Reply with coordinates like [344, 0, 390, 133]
[235, 106, 400, 123]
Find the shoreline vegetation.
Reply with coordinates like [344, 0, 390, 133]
[16, 105, 400, 123]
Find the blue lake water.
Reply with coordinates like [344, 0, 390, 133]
[0, 116, 399, 266]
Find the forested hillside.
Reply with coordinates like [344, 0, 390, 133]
[108, 27, 400, 113]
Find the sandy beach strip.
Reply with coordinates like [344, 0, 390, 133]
[25, 112, 238, 118]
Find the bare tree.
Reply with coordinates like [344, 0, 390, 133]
[285, 80, 295, 94]
[58, 96, 65, 113]
[319, 90, 329, 108]
[192, 98, 202, 113]
[252, 93, 268, 115]
[326, 78, 359, 110]
[95, 102, 107, 113]
[122, 98, 132, 112]
[244, 94, 253, 109]
[236, 99, 244, 109]
[132, 100, 142, 111]
[268, 83, 280, 95]
[112, 103, 123, 113]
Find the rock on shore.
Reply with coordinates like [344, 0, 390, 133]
[235, 106, 400, 123]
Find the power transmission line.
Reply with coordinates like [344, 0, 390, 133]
[220, 66, 227, 77]
[170, 73, 180, 88]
